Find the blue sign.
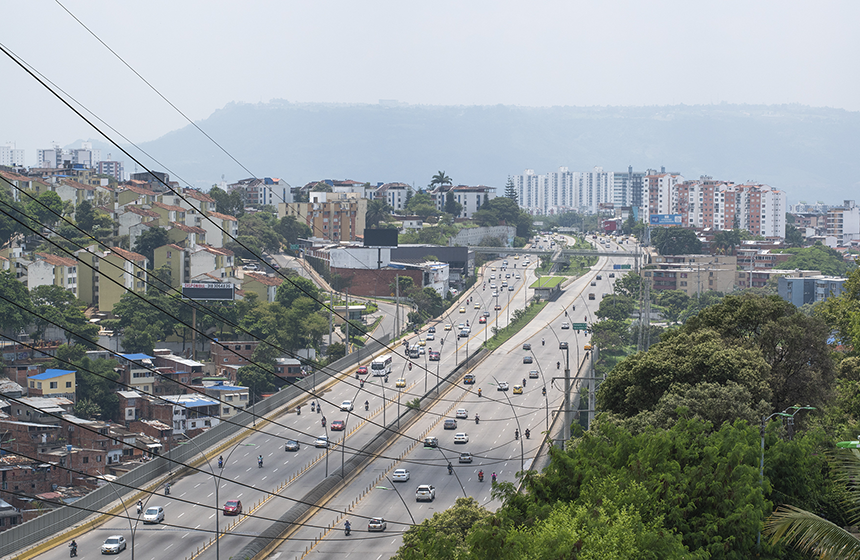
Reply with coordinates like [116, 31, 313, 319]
[649, 214, 682, 226]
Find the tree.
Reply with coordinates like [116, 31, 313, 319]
[275, 276, 321, 311]
[29, 285, 99, 347]
[711, 229, 742, 255]
[0, 269, 32, 335]
[275, 215, 312, 246]
[365, 199, 393, 228]
[503, 176, 517, 204]
[327, 342, 345, 360]
[613, 272, 642, 298]
[75, 200, 96, 233]
[651, 227, 702, 255]
[26, 191, 64, 228]
[444, 192, 462, 217]
[596, 293, 635, 322]
[405, 192, 439, 220]
[778, 243, 854, 276]
[765, 450, 860, 559]
[784, 223, 804, 248]
[429, 171, 452, 189]
[393, 497, 491, 560]
[389, 276, 415, 295]
[208, 186, 244, 217]
[238, 213, 282, 253]
[133, 227, 169, 267]
[656, 289, 690, 323]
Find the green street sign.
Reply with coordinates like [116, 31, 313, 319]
[572, 323, 588, 331]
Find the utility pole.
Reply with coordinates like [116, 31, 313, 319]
[563, 345, 571, 443]
[395, 275, 400, 338]
[328, 288, 333, 346]
[344, 288, 350, 355]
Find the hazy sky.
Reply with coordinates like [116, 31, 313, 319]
[3, 0, 858, 164]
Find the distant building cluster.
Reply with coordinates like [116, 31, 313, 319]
[511, 166, 787, 238]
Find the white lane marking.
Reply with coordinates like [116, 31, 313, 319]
[165, 544, 173, 550]
[181, 533, 190, 539]
[262, 476, 268, 481]
[194, 483, 202, 488]
[209, 513, 215, 519]
[237, 492, 244, 498]
[177, 512, 185, 518]
[207, 492, 214, 498]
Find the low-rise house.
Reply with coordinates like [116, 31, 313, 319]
[26, 369, 75, 401]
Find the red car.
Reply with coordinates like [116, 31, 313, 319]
[330, 420, 346, 431]
[223, 500, 242, 515]
[429, 351, 440, 361]
[355, 366, 368, 378]
[478, 316, 486, 324]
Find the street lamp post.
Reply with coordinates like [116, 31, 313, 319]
[757, 405, 815, 548]
[489, 378, 525, 473]
[95, 470, 136, 560]
[376, 477, 417, 526]
[435, 446, 468, 497]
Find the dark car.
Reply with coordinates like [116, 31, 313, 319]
[284, 440, 300, 451]
[559, 341, 569, 350]
[224, 500, 243, 516]
[330, 420, 346, 431]
[522, 343, 531, 350]
[429, 350, 440, 361]
[523, 356, 533, 364]
[444, 419, 458, 430]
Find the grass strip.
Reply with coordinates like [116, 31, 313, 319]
[482, 300, 548, 351]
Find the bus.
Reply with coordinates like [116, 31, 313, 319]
[371, 354, 393, 377]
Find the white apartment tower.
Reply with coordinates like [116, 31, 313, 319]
[0, 143, 25, 167]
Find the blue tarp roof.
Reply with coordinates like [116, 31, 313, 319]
[120, 353, 155, 361]
[29, 369, 75, 380]
[207, 385, 245, 391]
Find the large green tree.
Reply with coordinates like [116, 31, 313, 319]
[275, 276, 321, 311]
[208, 186, 245, 217]
[365, 199, 393, 228]
[26, 191, 64, 228]
[444, 192, 462, 217]
[503, 176, 517, 204]
[651, 227, 702, 255]
[132, 227, 169, 267]
[429, 171, 452, 189]
[778, 243, 854, 276]
[0, 269, 32, 335]
[405, 192, 439, 220]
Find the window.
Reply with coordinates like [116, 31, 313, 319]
[245, 345, 252, 350]
[83, 456, 89, 464]
[50, 382, 58, 389]
[226, 395, 233, 401]
[66, 381, 72, 388]
[223, 407, 230, 414]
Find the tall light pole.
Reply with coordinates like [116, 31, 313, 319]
[376, 477, 417, 527]
[490, 377, 525, 473]
[95, 470, 136, 560]
[757, 405, 815, 549]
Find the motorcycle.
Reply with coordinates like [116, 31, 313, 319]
[165, 483, 171, 495]
[541, 339, 545, 346]
[447, 463, 453, 475]
[514, 429, 519, 440]
[556, 361, 560, 370]
[218, 456, 223, 469]
[525, 429, 531, 439]
[297, 406, 301, 415]
[478, 471, 484, 482]
[542, 387, 546, 397]
[311, 402, 316, 412]
[136, 501, 142, 515]
[478, 388, 482, 397]
[69, 542, 77, 558]
[258, 456, 263, 468]
[491, 473, 497, 483]
[321, 417, 326, 428]
[364, 401, 369, 411]
[344, 522, 351, 536]
[475, 415, 480, 424]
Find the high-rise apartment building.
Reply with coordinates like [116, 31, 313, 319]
[96, 160, 125, 181]
[0, 143, 25, 167]
[826, 200, 860, 245]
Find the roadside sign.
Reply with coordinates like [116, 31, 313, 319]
[571, 323, 588, 331]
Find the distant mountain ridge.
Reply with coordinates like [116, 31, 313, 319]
[90, 101, 860, 203]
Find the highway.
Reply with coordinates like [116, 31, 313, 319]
[26, 234, 633, 560]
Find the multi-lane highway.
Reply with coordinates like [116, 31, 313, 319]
[27, 234, 633, 560]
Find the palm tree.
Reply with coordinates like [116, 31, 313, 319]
[365, 199, 393, 228]
[430, 171, 452, 189]
[765, 449, 860, 558]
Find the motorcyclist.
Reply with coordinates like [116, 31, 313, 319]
[478, 388, 482, 397]
[478, 470, 484, 481]
[541, 338, 545, 346]
[322, 416, 326, 427]
[311, 401, 316, 412]
[447, 463, 453, 475]
[557, 361, 560, 369]
[165, 483, 170, 495]
[69, 540, 77, 558]
[475, 414, 480, 424]
[492, 472, 497, 483]
[137, 500, 143, 514]
[525, 429, 531, 439]
[258, 455, 263, 468]
[408, 362, 412, 371]
[296, 405, 301, 415]
[542, 387, 546, 396]
[364, 400, 369, 411]
[522, 378, 527, 387]
[344, 520, 351, 536]
[514, 429, 519, 440]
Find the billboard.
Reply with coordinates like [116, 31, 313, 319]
[649, 214, 682, 226]
[363, 228, 399, 247]
[181, 282, 235, 301]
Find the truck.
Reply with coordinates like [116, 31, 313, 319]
[588, 293, 595, 300]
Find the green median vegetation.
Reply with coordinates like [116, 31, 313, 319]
[482, 299, 547, 351]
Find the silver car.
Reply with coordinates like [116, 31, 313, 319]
[368, 517, 387, 532]
[101, 535, 127, 554]
[143, 506, 164, 524]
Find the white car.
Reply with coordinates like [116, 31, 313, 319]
[455, 408, 468, 419]
[368, 517, 387, 532]
[561, 322, 570, 329]
[315, 435, 330, 448]
[143, 506, 164, 524]
[497, 381, 509, 391]
[101, 536, 127, 554]
[392, 468, 410, 482]
[340, 400, 354, 412]
[454, 432, 469, 444]
[426, 332, 435, 340]
[416, 484, 436, 502]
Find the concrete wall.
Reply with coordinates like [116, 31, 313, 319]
[448, 225, 516, 247]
